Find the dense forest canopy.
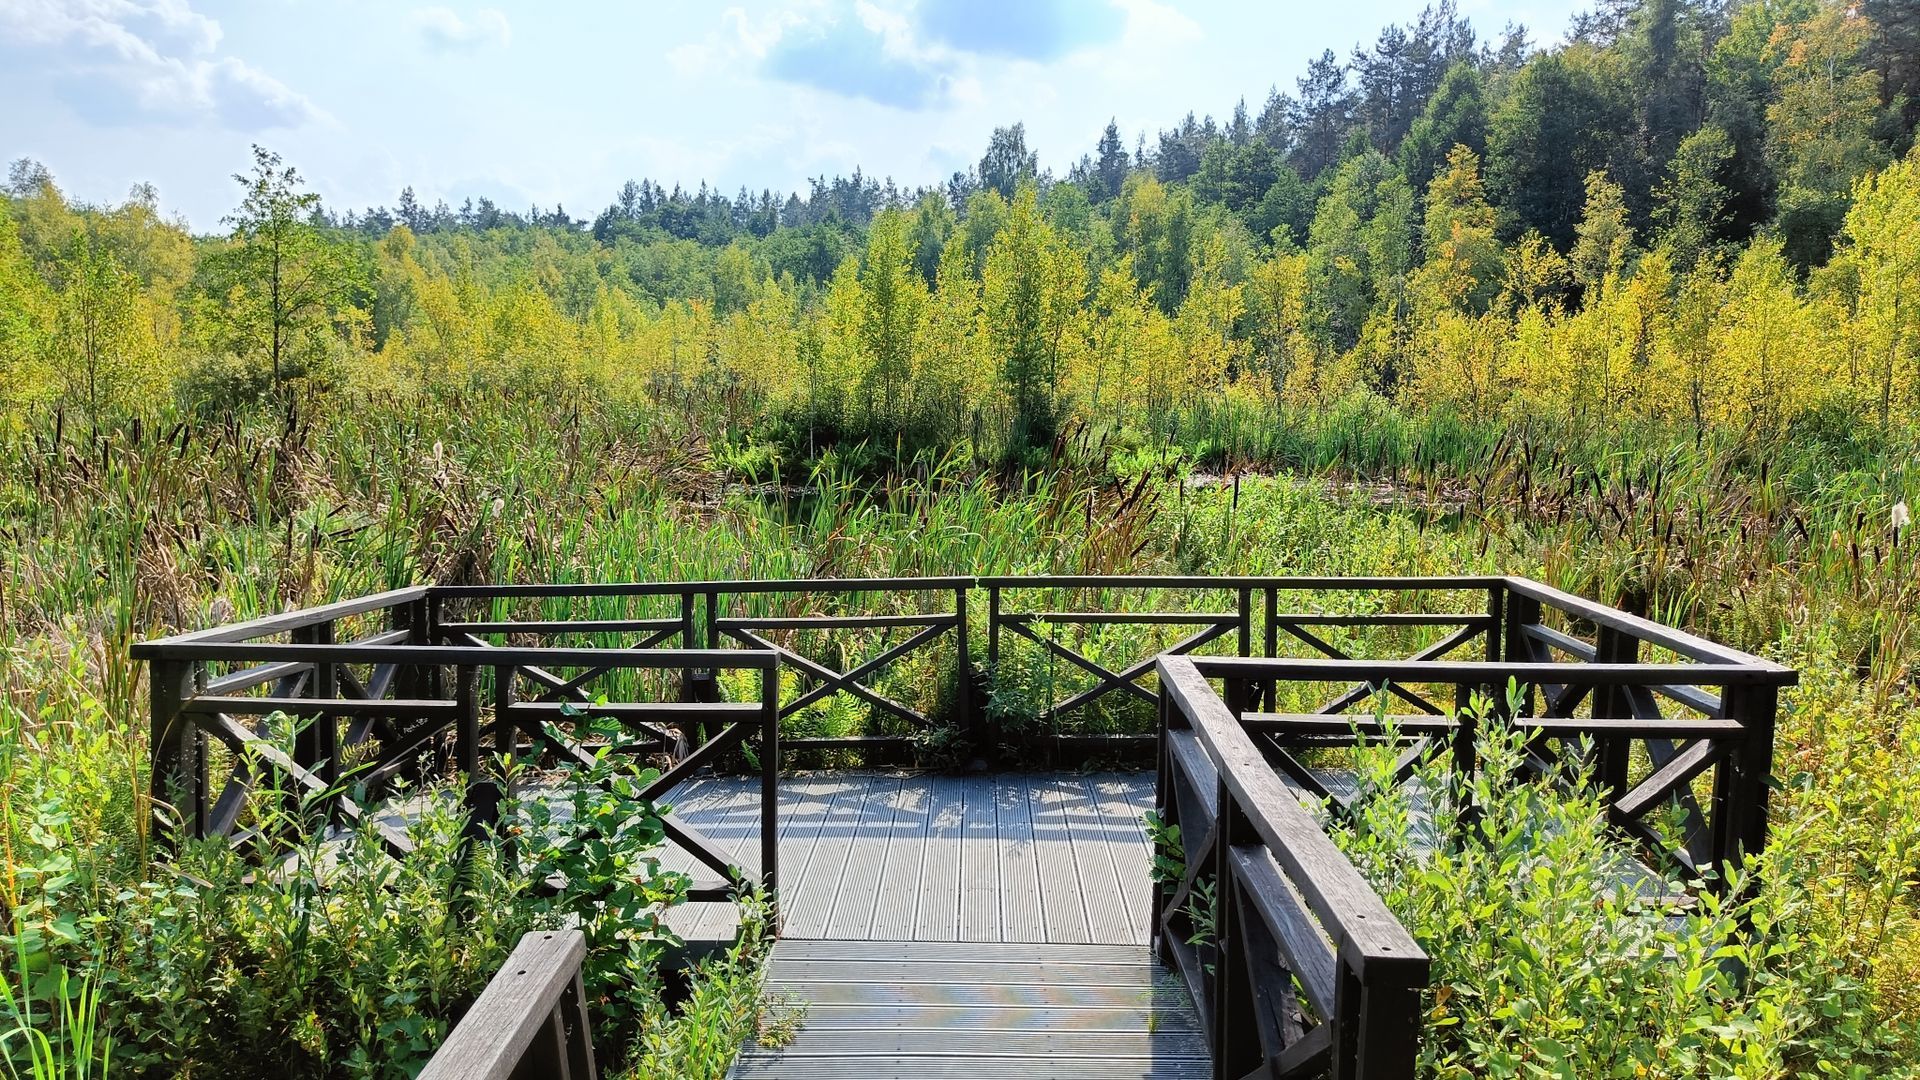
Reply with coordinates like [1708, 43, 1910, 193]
[5, 0, 1920, 461]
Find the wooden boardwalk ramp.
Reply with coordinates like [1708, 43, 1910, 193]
[667, 771, 1205, 1079]
[727, 939, 1207, 1079]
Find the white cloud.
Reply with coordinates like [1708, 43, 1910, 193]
[663, 5, 813, 80]
[0, 0, 221, 53]
[409, 6, 511, 52]
[1111, 0, 1200, 48]
[0, 0, 325, 128]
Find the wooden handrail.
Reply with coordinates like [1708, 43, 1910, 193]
[430, 576, 975, 598]
[417, 927, 597, 1080]
[980, 574, 1502, 589]
[1161, 656, 1424, 970]
[137, 586, 432, 646]
[1189, 655, 1796, 687]
[1502, 577, 1790, 671]
[1156, 654, 1428, 1079]
[133, 642, 778, 666]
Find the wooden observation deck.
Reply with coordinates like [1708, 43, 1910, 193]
[133, 575, 1795, 1080]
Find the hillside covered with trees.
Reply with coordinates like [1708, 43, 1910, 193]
[4, 0, 1919, 464]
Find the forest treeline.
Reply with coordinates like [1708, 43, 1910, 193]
[4, 0, 1920, 461]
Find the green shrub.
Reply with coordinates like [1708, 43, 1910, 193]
[1333, 689, 1918, 1079]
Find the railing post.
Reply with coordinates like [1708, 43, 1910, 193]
[487, 664, 514, 846]
[987, 584, 1002, 753]
[551, 962, 599, 1080]
[1452, 681, 1480, 835]
[679, 590, 697, 702]
[986, 585, 1001, 683]
[1592, 626, 1638, 801]
[455, 664, 490, 841]
[1263, 586, 1279, 710]
[954, 585, 975, 751]
[1236, 586, 1252, 659]
[761, 661, 782, 933]
[1484, 584, 1503, 664]
[424, 596, 447, 778]
[149, 658, 202, 840]
[291, 623, 337, 780]
[401, 594, 433, 693]
[1333, 950, 1426, 1080]
[1151, 673, 1177, 967]
[1224, 673, 1250, 719]
[1211, 781, 1260, 1080]
[1710, 682, 1779, 888]
[1501, 584, 1543, 717]
[290, 621, 339, 824]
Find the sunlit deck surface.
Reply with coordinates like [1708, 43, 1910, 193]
[657, 771, 1205, 1080]
[660, 770, 1157, 945]
[729, 939, 1207, 1079]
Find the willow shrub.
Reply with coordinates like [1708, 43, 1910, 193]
[3, 715, 703, 1080]
[1331, 688, 1916, 1080]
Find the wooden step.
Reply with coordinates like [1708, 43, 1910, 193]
[729, 939, 1208, 1080]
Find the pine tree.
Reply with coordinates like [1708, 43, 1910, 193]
[1095, 120, 1130, 203]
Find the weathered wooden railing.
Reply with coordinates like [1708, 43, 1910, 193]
[982, 575, 1497, 753]
[1158, 653, 1428, 1079]
[132, 589, 781, 905]
[1153, 591, 1795, 1080]
[433, 577, 973, 756]
[416, 927, 597, 1080]
[133, 575, 1793, 1080]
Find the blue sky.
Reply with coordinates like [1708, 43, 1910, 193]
[0, 0, 1562, 233]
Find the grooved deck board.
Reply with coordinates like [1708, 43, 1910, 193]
[666, 771, 1153, 946]
[958, 774, 999, 941]
[1031, 776, 1092, 943]
[1063, 774, 1134, 945]
[825, 774, 903, 938]
[995, 774, 1046, 943]
[730, 939, 1207, 1080]
[870, 776, 931, 940]
[780, 775, 876, 938]
[912, 775, 963, 941]
[1093, 773, 1155, 944]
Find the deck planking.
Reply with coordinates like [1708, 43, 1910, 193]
[661, 770, 1156, 946]
[727, 939, 1208, 1080]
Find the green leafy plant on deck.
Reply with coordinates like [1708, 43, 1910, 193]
[622, 898, 780, 1080]
[1144, 809, 1184, 885]
[100, 770, 544, 1079]
[510, 748, 689, 1054]
[2, 707, 701, 1080]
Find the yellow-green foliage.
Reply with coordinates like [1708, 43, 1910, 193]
[10, 133, 1920, 460]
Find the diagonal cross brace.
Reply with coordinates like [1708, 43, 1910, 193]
[198, 711, 415, 859]
[759, 620, 952, 718]
[450, 631, 678, 748]
[1313, 623, 1483, 715]
[1026, 621, 1237, 722]
[512, 713, 750, 885]
[527, 626, 682, 703]
[726, 627, 934, 729]
[1280, 623, 1446, 716]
